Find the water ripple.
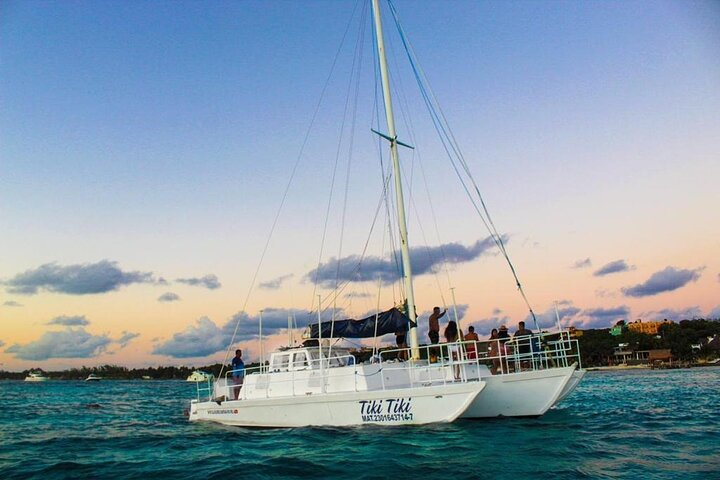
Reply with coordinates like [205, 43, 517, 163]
[1, 368, 719, 479]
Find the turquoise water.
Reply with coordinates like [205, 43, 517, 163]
[1, 368, 718, 479]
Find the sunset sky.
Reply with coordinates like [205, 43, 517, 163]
[2, 0, 719, 371]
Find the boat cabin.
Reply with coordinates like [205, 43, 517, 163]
[268, 347, 355, 373]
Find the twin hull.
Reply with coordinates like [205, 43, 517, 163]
[461, 365, 577, 418]
[381, 362, 579, 418]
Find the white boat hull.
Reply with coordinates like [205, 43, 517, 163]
[553, 368, 586, 406]
[460, 365, 576, 418]
[190, 381, 484, 428]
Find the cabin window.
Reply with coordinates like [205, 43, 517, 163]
[271, 354, 290, 372]
[328, 353, 346, 367]
[292, 352, 308, 370]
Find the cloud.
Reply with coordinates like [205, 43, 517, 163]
[5, 328, 112, 360]
[641, 307, 703, 321]
[708, 305, 720, 320]
[594, 288, 617, 299]
[117, 331, 140, 347]
[471, 314, 511, 336]
[622, 266, 703, 297]
[158, 292, 181, 302]
[525, 304, 583, 329]
[259, 274, 294, 290]
[344, 292, 372, 299]
[572, 258, 592, 269]
[0, 340, 5, 347]
[306, 236, 503, 287]
[152, 308, 315, 358]
[152, 317, 229, 358]
[176, 274, 221, 290]
[3, 260, 156, 295]
[47, 315, 90, 326]
[578, 306, 631, 329]
[492, 308, 503, 315]
[593, 259, 634, 277]
[2, 300, 23, 307]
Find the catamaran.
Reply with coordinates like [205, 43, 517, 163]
[190, 0, 584, 426]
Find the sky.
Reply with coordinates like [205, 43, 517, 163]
[1, 0, 719, 371]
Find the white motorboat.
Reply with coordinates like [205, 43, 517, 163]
[186, 370, 213, 383]
[24, 371, 49, 382]
[85, 374, 102, 382]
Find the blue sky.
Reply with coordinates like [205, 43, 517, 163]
[1, 0, 719, 369]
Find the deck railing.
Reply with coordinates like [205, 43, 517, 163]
[379, 327, 582, 381]
[196, 329, 581, 403]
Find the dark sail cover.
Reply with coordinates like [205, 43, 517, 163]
[309, 308, 414, 339]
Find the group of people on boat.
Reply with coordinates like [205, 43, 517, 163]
[394, 305, 537, 374]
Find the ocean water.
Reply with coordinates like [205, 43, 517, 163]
[1, 368, 718, 479]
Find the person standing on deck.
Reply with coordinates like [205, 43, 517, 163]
[231, 349, 245, 400]
[428, 307, 446, 344]
[428, 307, 446, 362]
[514, 321, 534, 370]
[465, 325, 479, 359]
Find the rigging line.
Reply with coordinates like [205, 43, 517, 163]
[386, 27, 453, 306]
[309, 0, 368, 319]
[330, 3, 369, 356]
[392, 63, 458, 301]
[312, 169, 395, 317]
[385, 24, 419, 222]
[387, 1, 508, 261]
[372, 209, 388, 356]
[218, 0, 365, 378]
[388, 0, 539, 329]
[415, 143, 455, 299]
[369, 9, 400, 311]
[334, 4, 368, 301]
[402, 158, 448, 308]
[370, 12, 404, 297]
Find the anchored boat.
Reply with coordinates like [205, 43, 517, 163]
[186, 370, 214, 383]
[189, 0, 486, 428]
[24, 371, 49, 382]
[190, 0, 584, 426]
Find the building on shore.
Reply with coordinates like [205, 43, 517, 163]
[612, 344, 674, 366]
[627, 319, 672, 335]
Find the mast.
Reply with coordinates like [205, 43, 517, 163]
[371, 0, 420, 360]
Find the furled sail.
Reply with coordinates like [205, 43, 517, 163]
[309, 307, 415, 339]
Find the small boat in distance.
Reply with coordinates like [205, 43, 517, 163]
[24, 371, 49, 382]
[85, 374, 102, 382]
[186, 370, 213, 383]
